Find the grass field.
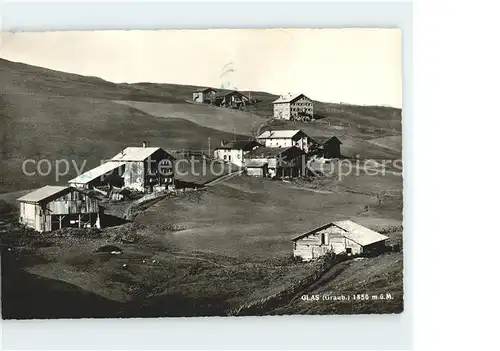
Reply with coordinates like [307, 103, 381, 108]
[135, 174, 402, 260]
[0, 93, 246, 193]
[1, 58, 404, 318]
[114, 100, 268, 136]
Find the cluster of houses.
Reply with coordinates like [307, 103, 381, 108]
[214, 129, 341, 178]
[193, 88, 315, 122]
[18, 144, 176, 233]
[16, 87, 390, 262]
[192, 88, 250, 109]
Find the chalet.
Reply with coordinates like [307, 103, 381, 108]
[214, 90, 249, 108]
[244, 146, 306, 178]
[17, 186, 101, 232]
[213, 140, 262, 167]
[272, 93, 314, 121]
[311, 135, 343, 159]
[192, 88, 216, 104]
[108, 145, 176, 193]
[69, 145, 175, 193]
[291, 220, 389, 261]
[257, 129, 314, 154]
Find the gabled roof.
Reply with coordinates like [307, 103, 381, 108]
[194, 87, 216, 93]
[111, 147, 167, 162]
[245, 160, 268, 168]
[215, 90, 248, 99]
[17, 186, 70, 204]
[245, 146, 304, 159]
[313, 135, 343, 145]
[291, 222, 334, 242]
[214, 140, 261, 151]
[257, 130, 303, 139]
[68, 161, 126, 185]
[291, 220, 388, 247]
[333, 220, 389, 246]
[272, 93, 310, 104]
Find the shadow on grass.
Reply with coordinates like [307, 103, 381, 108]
[1, 250, 231, 319]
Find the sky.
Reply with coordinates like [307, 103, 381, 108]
[0, 29, 402, 108]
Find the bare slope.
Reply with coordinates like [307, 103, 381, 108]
[114, 100, 267, 136]
[0, 58, 184, 103]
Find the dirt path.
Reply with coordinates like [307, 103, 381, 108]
[285, 185, 335, 194]
[170, 254, 231, 268]
[204, 169, 244, 186]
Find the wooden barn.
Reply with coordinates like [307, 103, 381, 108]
[214, 90, 249, 108]
[109, 145, 176, 193]
[17, 186, 101, 232]
[244, 146, 306, 178]
[192, 88, 216, 104]
[291, 220, 389, 261]
[244, 160, 268, 177]
[311, 135, 343, 159]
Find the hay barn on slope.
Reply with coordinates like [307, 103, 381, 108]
[192, 87, 216, 104]
[291, 220, 389, 261]
[17, 186, 101, 232]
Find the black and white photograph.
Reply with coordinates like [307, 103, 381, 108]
[0, 28, 403, 319]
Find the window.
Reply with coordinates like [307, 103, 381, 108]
[224, 155, 227, 161]
[346, 248, 352, 254]
[321, 233, 329, 245]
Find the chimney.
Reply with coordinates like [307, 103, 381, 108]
[142, 141, 147, 148]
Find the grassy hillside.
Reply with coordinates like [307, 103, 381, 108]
[0, 59, 251, 193]
[135, 175, 402, 260]
[114, 100, 268, 136]
[0, 58, 184, 104]
[269, 252, 404, 315]
[1, 58, 404, 317]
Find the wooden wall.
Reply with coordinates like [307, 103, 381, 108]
[293, 225, 363, 261]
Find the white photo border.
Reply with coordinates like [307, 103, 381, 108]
[0, 1, 413, 350]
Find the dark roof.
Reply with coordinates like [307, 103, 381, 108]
[214, 140, 261, 151]
[313, 135, 343, 145]
[245, 146, 293, 159]
[215, 90, 248, 99]
[245, 160, 268, 168]
[194, 87, 216, 93]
